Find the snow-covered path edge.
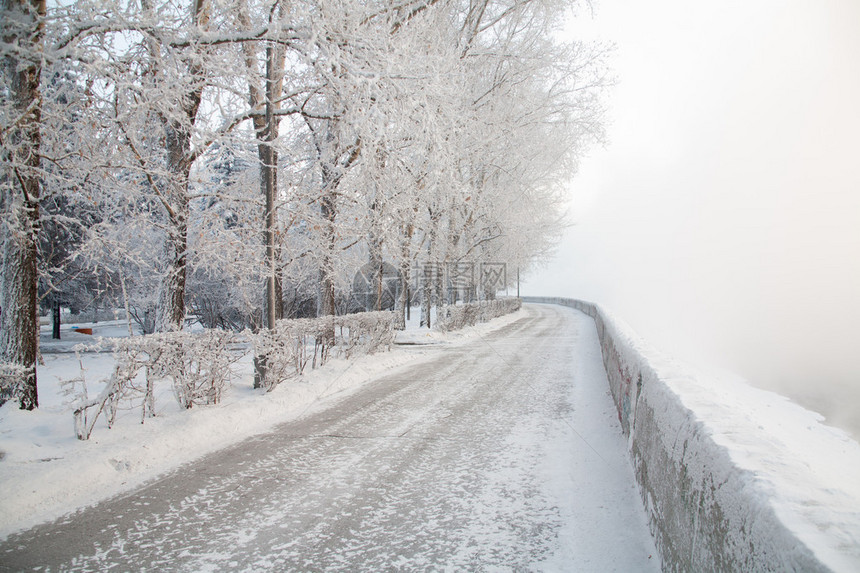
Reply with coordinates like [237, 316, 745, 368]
[0, 311, 525, 540]
[525, 297, 860, 573]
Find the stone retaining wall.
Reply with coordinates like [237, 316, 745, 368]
[524, 297, 830, 572]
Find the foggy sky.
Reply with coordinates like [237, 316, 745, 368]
[522, 0, 860, 437]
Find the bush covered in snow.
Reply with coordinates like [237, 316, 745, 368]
[67, 329, 242, 439]
[246, 311, 396, 391]
[436, 298, 522, 332]
[67, 311, 396, 439]
[0, 363, 27, 408]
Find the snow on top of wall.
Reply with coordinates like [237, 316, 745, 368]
[596, 303, 860, 572]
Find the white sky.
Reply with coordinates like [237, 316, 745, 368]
[522, 0, 860, 433]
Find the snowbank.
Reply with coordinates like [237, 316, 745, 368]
[524, 297, 860, 573]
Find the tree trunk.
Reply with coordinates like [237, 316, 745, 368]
[420, 267, 431, 329]
[395, 259, 409, 329]
[262, 93, 277, 332]
[318, 188, 337, 321]
[394, 224, 413, 330]
[0, 0, 46, 410]
[420, 215, 439, 329]
[430, 210, 445, 322]
[156, 197, 189, 332]
[238, 4, 289, 387]
[156, 121, 191, 333]
[238, 7, 286, 332]
[255, 41, 286, 388]
[0, 206, 40, 410]
[154, 0, 209, 333]
[368, 232, 383, 311]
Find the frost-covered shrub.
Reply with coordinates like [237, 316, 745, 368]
[0, 362, 27, 407]
[246, 317, 324, 391]
[69, 330, 241, 439]
[481, 297, 522, 322]
[336, 311, 396, 357]
[247, 311, 396, 391]
[145, 330, 239, 409]
[438, 303, 478, 331]
[437, 298, 521, 331]
[68, 311, 396, 438]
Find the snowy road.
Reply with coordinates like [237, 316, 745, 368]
[0, 305, 658, 571]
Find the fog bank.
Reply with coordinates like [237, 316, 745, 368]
[523, 0, 860, 438]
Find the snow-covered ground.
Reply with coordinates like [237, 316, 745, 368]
[0, 308, 500, 539]
[6, 302, 858, 570]
[0, 303, 658, 571]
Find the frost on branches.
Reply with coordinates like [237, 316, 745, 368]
[0, 0, 610, 413]
[436, 298, 522, 332]
[66, 310, 397, 439]
[0, 362, 28, 407]
[66, 330, 241, 440]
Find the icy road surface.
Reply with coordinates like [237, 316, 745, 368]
[0, 305, 658, 571]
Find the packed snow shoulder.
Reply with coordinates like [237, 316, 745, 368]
[526, 297, 860, 573]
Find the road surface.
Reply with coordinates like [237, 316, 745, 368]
[0, 304, 658, 571]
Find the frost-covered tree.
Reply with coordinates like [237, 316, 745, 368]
[0, 0, 610, 407]
[0, 0, 46, 409]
